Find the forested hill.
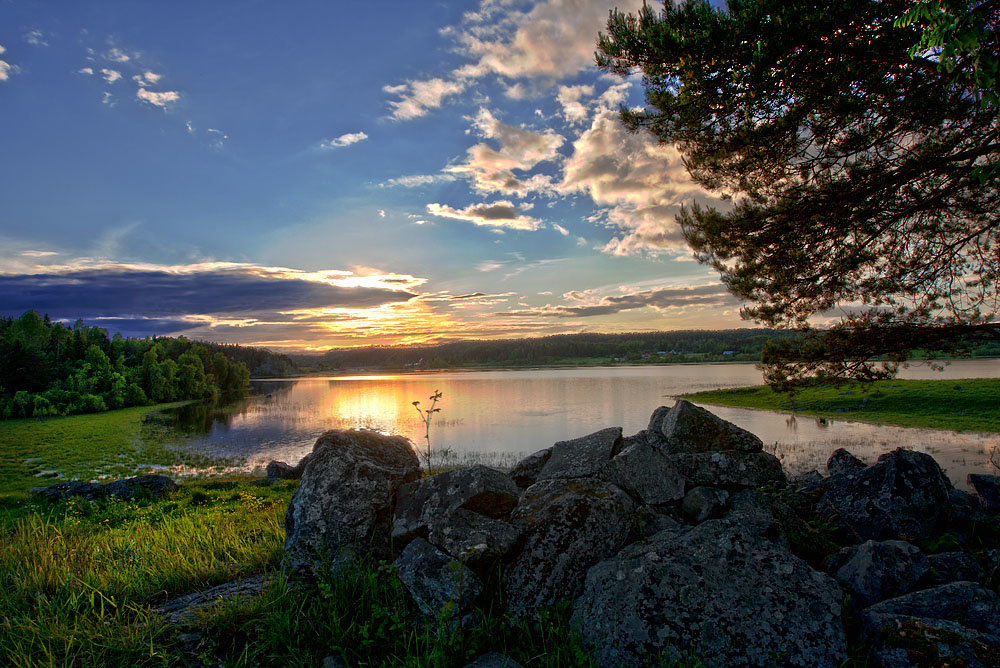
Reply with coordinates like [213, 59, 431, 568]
[298, 329, 798, 370]
[0, 310, 295, 419]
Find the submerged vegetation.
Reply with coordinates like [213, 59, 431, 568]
[685, 378, 1000, 433]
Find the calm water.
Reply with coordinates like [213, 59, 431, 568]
[158, 360, 1000, 489]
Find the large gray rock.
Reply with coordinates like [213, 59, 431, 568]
[598, 438, 685, 505]
[651, 400, 763, 453]
[667, 450, 785, 489]
[681, 486, 729, 524]
[266, 454, 312, 480]
[818, 448, 953, 542]
[31, 474, 178, 502]
[503, 478, 634, 619]
[283, 430, 420, 576]
[572, 519, 847, 668]
[827, 540, 928, 607]
[921, 551, 985, 587]
[427, 508, 520, 569]
[509, 448, 551, 489]
[826, 448, 865, 477]
[392, 465, 520, 544]
[394, 537, 483, 618]
[726, 489, 838, 564]
[861, 582, 1000, 668]
[968, 473, 1000, 512]
[536, 427, 622, 480]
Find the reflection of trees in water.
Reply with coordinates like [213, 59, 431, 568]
[158, 391, 270, 435]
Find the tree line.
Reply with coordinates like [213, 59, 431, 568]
[302, 330, 799, 370]
[0, 310, 279, 419]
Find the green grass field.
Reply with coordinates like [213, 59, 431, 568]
[684, 378, 1000, 432]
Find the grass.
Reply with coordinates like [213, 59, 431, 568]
[684, 378, 1000, 432]
[0, 403, 240, 499]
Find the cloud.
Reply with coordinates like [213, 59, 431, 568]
[0, 263, 419, 327]
[136, 87, 180, 108]
[377, 209, 386, 218]
[0, 45, 13, 82]
[385, 77, 468, 121]
[503, 284, 738, 318]
[207, 128, 228, 149]
[381, 173, 458, 188]
[383, 0, 644, 119]
[23, 30, 48, 47]
[319, 131, 369, 149]
[445, 108, 564, 195]
[560, 109, 719, 255]
[551, 223, 570, 236]
[19, 250, 59, 258]
[427, 201, 540, 231]
[104, 47, 130, 62]
[556, 84, 594, 124]
[101, 68, 122, 83]
[78, 67, 94, 75]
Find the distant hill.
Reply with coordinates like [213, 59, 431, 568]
[292, 329, 798, 371]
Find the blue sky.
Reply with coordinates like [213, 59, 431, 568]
[0, 0, 744, 350]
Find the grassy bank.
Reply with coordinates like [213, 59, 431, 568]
[0, 403, 241, 499]
[684, 378, 1000, 432]
[0, 409, 623, 667]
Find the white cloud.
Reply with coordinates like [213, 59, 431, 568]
[105, 47, 130, 62]
[24, 30, 48, 47]
[551, 223, 570, 236]
[136, 87, 180, 108]
[445, 108, 564, 195]
[556, 84, 594, 125]
[101, 68, 122, 83]
[383, 0, 644, 119]
[427, 201, 540, 231]
[185, 120, 195, 134]
[377, 209, 386, 218]
[78, 67, 94, 75]
[381, 173, 458, 188]
[385, 77, 468, 121]
[559, 109, 719, 255]
[319, 131, 369, 149]
[0, 46, 12, 82]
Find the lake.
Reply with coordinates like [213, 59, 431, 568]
[158, 360, 1000, 489]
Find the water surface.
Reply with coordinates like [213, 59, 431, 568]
[159, 359, 1000, 489]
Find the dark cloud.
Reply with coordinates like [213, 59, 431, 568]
[0, 267, 417, 323]
[503, 285, 738, 318]
[75, 317, 198, 338]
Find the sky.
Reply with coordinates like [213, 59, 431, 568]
[0, 0, 746, 351]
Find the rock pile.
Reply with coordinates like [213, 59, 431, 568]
[282, 400, 1000, 668]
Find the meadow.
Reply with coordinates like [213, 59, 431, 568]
[684, 378, 1000, 433]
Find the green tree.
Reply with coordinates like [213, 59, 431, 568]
[598, 0, 1000, 389]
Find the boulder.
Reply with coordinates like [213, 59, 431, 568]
[536, 427, 622, 480]
[266, 455, 312, 480]
[861, 582, 1000, 668]
[31, 474, 178, 502]
[503, 478, 634, 620]
[968, 473, 1000, 512]
[826, 540, 928, 607]
[818, 448, 952, 542]
[283, 430, 420, 576]
[509, 448, 551, 489]
[652, 400, 763, 453]
[826, 448, 865, 477]
[572, 519, 847, 668]
[394, 538, 483, 618]
[598, 439, 685, 505]
[426, 508, 520, 569]
[921, 551, 985, 587]
[726, 489, 837, 564]
[392, 465, 520, 544]
[630, 506, 685, 541]
[667, 450, 785, 489]
[681, 486, 729, 524]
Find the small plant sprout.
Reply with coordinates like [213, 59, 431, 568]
[412, 390, 442, 469]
